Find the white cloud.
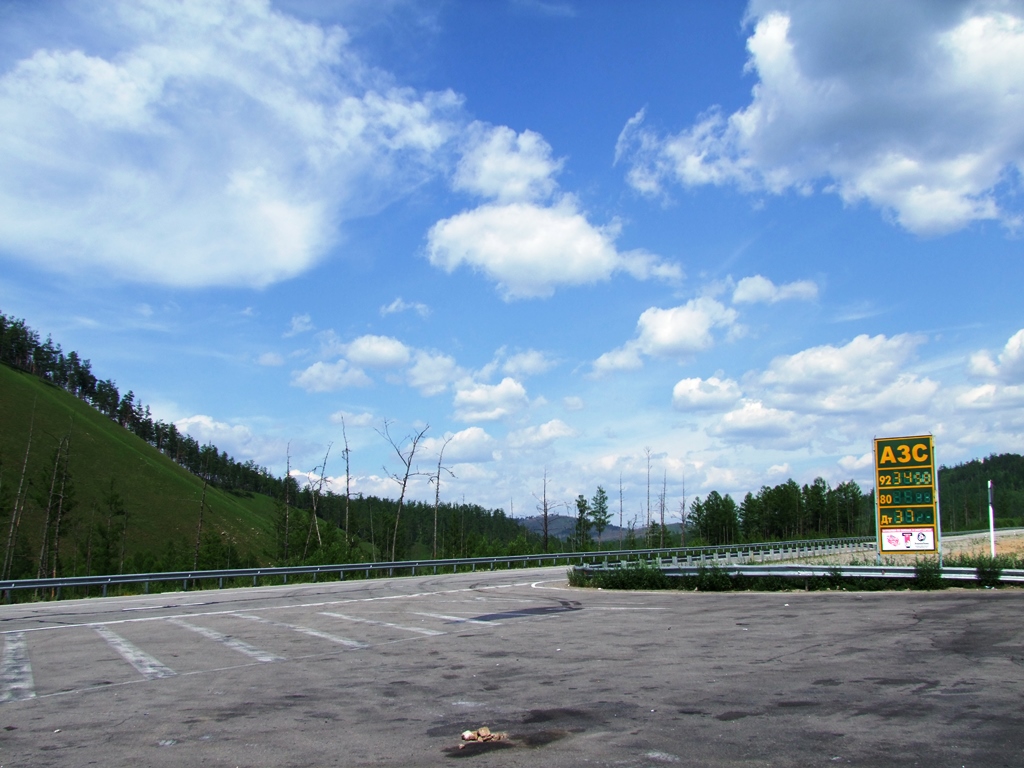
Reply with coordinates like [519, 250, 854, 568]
[427, 196, 680, 300]
[329, 409, 374, 427]
[175, 414, 278, 463]
[595, 297, 739, 373]
[636, 298, 739, 356]
[968, 328, 1024, 382]
[408, 350, 463, 396]
[732, 274, 818, 304]
[454, 123, 562, 203]
[712, 400, 817, 449]
[257, 352, 284, 366]
[672, 376, 743, 411]
[759, 333, 938, 414]
[380, 297, 430, 317]
[453, 377, 529, 421]
[563, 396, 584, 411]
[344, 334, 411, 368]
[284, 313, 314, 337]
[507, 419, 576, 449]
[955, 383, 1024, 410]
[0, 0, 462, 287]
[617, 1, 1024, 234]
[422, 427, 498, 463]
[838, 453, 874, 472]
[592, 344, 645, 375]
[292, 359, 371, 392]
[502, 349, 556, 378]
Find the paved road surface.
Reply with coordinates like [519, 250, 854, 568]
[1, 567, 1022, 766]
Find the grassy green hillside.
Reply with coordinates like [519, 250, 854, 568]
[0, 363, 278, 577]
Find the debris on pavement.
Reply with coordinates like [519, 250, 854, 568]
[459, 726, 508, 748]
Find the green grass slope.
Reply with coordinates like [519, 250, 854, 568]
[0, 364, 278, 576]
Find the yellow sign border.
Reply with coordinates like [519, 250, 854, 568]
[874, 435, 938, 555]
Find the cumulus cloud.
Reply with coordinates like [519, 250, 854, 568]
[711, 400, 818, 450]
[759, 333, 938, 413]
[672, 376, 743, 411]
[422, 427, 498, 463]
[427, 196, 680, 300]
[0, 0, 462, 287]
[408, 350, 464, 396]
[956, 383, 1024, 409]
[502, 349, 557, 378]
[329, 409, 375, 427]
[968, 328, 1024, 381]
[175, 414, 277, 462]
[454, 123, 563, 202]
[617, 1, 1024, 234]
[594, 297, 739, 374]
[344, 334, 411, 368]
[380, 297, 430, 317]
[292, 359, 371, 392]
[507, 419, 576, 449]
[453, 377, 529, 421]
[732, 275, 818, 304]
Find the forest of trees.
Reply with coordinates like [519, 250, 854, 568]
[3, 309, 1022, 579]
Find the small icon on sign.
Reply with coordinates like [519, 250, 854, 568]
[916, 532, 926, 542]
[886, 534, 899, 547]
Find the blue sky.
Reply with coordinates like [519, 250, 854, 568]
[2, 0, 1023, 524]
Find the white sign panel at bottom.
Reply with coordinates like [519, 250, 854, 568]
[880, 527, 935, 552]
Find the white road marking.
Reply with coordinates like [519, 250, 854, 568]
[0, 632, 35, 703]
[319, 612, 444, 636]
[410, 611, 499, 626]
[1, 580, 543, 636]
[167, 618, 285, 662]
[235, 613, 367, 649]
[93, 625, 176, 679]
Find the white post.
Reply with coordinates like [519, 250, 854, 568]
[988, 480, 996, 558]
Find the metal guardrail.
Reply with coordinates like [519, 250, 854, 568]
[0, 536, 875, 600]
[576, 561, 1024, 584]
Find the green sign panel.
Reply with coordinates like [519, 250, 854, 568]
[874, 435, 939, 554]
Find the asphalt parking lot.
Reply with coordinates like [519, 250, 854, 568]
[1, 567, 1022, 767]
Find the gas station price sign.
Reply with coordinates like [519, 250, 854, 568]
[874, 435, 939, 554]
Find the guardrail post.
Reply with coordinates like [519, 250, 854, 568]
[218, 578, 223, 589]
[102, 584, 108, 597]
[253, 575, 257, 586]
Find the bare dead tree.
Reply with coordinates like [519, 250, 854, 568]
[618, 472, 624, 548]
[660, 469, 668, 548]
[644, 446, 652, 546]
[302, 443, 332, 560]
[50, 422, 74, 578]
[340, 418, 352, 549]
[430, 435, 455, 560]
[532, 468, 551, 553]
[36, 436, 67, 580]
[377, 420, 428, 562]
[193, 471, 209, 571]
[3, 399, 35, 580]
[283, 443, 292, 561]
[678, 471, 687, 547]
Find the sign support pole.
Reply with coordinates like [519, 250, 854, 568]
[988, 480, 996, 558]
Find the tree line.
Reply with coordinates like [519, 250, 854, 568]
[0, 310, 283, 497]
